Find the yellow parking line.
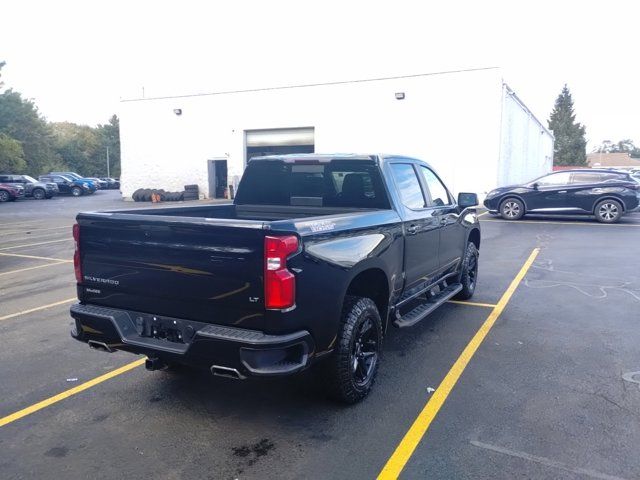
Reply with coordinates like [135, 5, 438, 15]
[377, 248, 540, 479]
[476, 211, 489, 218]
[0, 252, 72, 262]
[0, 359, 146, 428]
[0, 261, 69, 277]
[0, 298, 76, 322]
[448, 300, 497, 308]
[481, 218, 640, 227]
[0, 238, 70, 251]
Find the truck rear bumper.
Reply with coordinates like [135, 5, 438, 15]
[70, 303, 314, 377]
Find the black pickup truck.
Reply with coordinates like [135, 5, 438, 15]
[70, 154, 480, 403]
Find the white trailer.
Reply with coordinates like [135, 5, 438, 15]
[119, 67, 553, 199]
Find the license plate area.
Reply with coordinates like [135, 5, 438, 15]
[135, 314, 186, 344]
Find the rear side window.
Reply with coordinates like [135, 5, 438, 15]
[235, 160, 391, 209]
[390, 163, 425, 210]
[571, 172, 627, 184]
[419, 166, 452, 206]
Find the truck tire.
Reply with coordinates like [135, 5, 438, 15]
[594, 199, 623, 223]
[454, 242, 479, 300]
[32, 188, 46, 200]
[317, 296, 382, 404]
[499, 197, 525, 220]
[132, 189, 144, 201]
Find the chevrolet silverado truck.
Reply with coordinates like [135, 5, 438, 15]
[70, 154, 480, 403]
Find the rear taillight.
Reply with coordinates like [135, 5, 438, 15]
[73, 223, 82, 283]
[264, 235, 299, 310]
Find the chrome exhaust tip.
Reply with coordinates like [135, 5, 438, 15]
[88, 340, 113, 353]
[210, 365, 246, 380]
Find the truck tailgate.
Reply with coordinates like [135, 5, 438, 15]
[77, 215, 269, 329]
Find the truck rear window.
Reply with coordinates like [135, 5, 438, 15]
[235, 160, 391, 209]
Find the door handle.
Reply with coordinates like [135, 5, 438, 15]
[558, 190, 567, 194]
[406, 224, 419, 235]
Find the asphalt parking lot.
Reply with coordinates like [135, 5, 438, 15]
[1, 191, 640, 480]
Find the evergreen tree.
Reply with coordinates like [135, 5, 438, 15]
[548, 85, 587, 166]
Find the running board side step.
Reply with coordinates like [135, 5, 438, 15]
[393, 283, 463, 328]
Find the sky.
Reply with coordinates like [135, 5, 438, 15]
[1, 0, 638, 149]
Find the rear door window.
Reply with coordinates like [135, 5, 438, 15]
[390, 163, 426, 210]
[571, 172, 627, 184]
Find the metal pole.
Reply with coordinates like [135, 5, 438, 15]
[106, 146, 110, 177]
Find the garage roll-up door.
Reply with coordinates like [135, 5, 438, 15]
[246, 127, 314, 147]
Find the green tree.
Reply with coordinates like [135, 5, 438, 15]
[548, 85, 587, 166]
[0, 90, 59, 174]
[0, 133, 27, 172]
[51, 122, 102, 175]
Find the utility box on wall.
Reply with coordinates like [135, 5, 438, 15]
[119, 67, 553, 199]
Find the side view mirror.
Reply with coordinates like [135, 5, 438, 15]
[532, 182, 539, 190]
[457, 192, 478, 208]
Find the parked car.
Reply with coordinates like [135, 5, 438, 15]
[87, 177, 108, 189]
[100, 177, 120, 189]
[0, 174, 58, 199]
[39, 174, 96, 196]
[70, 154, 480, 403]
[484, 169, 640, 223]
[0, 182, 24, 202]
[50, 172, 99, 190]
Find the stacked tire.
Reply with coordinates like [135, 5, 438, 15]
[132, 188, 184, 202]
[183, 184, 199, 201]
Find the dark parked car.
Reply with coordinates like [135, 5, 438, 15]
[100, 177, 120, 189]
[0, 182, 24, 202]
[87, 177, 108, 189]
[0, 174, 58, 199]
[70, 154, 481, 403]
[484, 169, 640, 223]
[39, 175, 96, 196]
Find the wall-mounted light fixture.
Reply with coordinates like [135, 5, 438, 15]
[395, 92, 405, 100]
[173, 108, 182, 115]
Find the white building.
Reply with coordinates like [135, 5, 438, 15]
[119, 67, 553, 199]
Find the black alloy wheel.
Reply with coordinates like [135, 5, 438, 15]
[318, 296, 383, 403]
[455, 242, 479, 300]
[350, 315, 380, 388]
